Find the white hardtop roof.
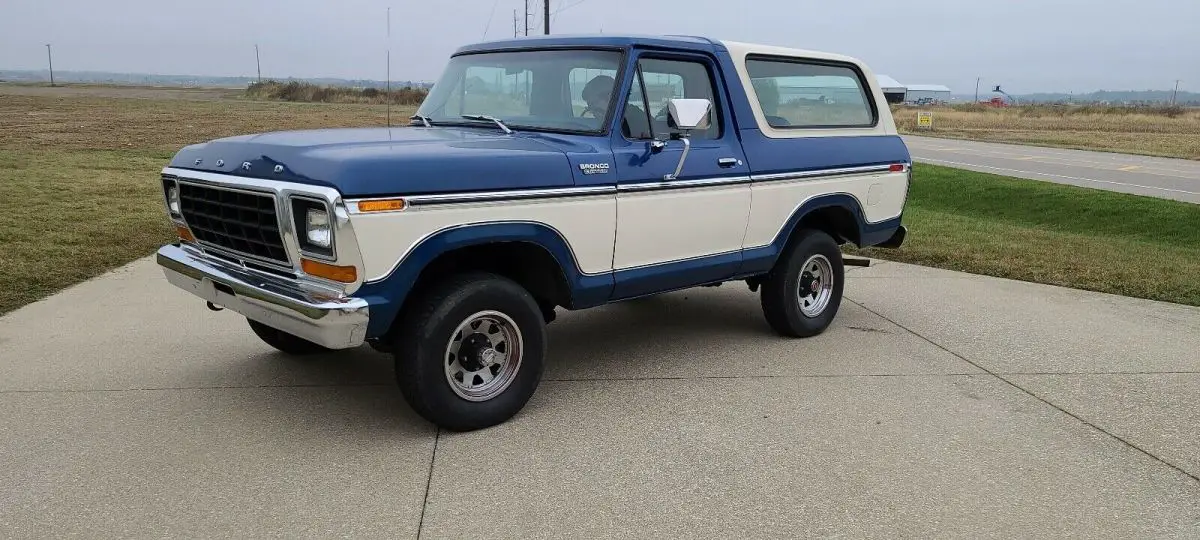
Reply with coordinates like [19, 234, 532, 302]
[906, 84, 951, 92]
[719, 40, 864, 65]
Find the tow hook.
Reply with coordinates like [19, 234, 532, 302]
[206, 301, 225, 312]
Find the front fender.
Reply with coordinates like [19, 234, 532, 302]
[355, 221, 613, 339]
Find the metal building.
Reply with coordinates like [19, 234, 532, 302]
[904, 84, 951, 104]
[875, 75, 907, 104]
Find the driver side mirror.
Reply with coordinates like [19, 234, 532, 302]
[660, 98, 713, 182]
[666, 98, 712, 132]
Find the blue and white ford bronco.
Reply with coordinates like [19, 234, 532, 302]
[156, 34, 910, 430]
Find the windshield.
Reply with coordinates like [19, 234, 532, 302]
[415, 49, 624, 134]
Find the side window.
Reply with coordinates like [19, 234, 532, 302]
[745, 58, 876, 128]
[625, 57, 721, 140]
[621, 70, 653, 139]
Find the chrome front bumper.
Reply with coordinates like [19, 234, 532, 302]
[156, 244, 369, 349]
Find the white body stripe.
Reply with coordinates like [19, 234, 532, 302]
[613, 184, 751, 269]
[350, 170, 906, 283]
[351, 195, 616, 282]
[743, 172, 907, 248]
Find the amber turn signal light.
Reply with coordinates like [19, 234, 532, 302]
[176, 225, 195, 243]
[357, 199, 407, 213]
[301, 258, 358, 283]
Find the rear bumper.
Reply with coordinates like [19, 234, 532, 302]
[156, 243, 369, 349]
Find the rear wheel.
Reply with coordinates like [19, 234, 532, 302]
[393, 272, 546, 431]
[247, 319, 332, 355]
[760, 228, 845, 337]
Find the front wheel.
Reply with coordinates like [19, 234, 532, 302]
[760, 228, 845, 338]
[393, 272, 546, 431]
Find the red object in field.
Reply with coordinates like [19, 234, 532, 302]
[981, 97, 1010, 107]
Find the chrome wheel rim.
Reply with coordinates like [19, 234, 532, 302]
[796, 254, 834, 317]
[444, 310, 523, 402]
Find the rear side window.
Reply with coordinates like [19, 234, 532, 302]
[745, 58, 876, 128]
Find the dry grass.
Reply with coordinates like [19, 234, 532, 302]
[892, 104, 1200, 160]
[0, 90, 416, 314]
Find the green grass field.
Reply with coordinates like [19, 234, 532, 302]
[1, 87, 1197, 315]
[849, 164, 1200, 306]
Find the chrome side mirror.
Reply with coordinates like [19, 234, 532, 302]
[667, 98, 712, 132]
[662, 98, 712, 181]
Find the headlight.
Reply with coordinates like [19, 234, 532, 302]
[163, 179, 182, 218]
[306, 208, 331, 248]
[168, 185, 181, 215]
[291, 197, 335, 258]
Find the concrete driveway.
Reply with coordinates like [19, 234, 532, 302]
[904, 135, 1200, 204]
[2, 257, 1198, 538]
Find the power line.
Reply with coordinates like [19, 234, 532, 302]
[481, 0, 499, 39]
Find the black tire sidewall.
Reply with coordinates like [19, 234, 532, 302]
[395, 274, 546, 431]
[247, 318, 331, 355]
[763, 229, 845, 337]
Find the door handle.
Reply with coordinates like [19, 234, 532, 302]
[718, 157, 741, 168]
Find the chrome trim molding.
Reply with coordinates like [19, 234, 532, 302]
[161, 167, 366, 295]
[347, 185, 616, 212]
[618, 175, 752, 193]
[157, 243, 369, 349]
[750, 164, 896, 183]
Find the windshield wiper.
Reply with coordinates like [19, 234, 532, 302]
[409, 114, 432, 127]
[461, 114, 513, 134]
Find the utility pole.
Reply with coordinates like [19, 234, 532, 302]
[513, 9, 518, 38]
[544, 0, 550, 34]
[1171, 79, 1180, 105]
[524, 0, 529, 36]
[974, 77, 980, 102]
[45, 44, 55, 87]
[254, 44, 261, 83]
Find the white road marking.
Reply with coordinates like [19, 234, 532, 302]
[914, 158, 1200, 196]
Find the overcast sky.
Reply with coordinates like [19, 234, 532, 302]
[2, 0, 1196, 94]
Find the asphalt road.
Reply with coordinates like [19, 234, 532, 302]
[2, 258, 1199, 538]
[904, 136, 1200, 204]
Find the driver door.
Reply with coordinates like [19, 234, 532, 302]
[609, 52, 751, 299]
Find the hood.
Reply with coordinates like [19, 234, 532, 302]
[166, 126, 580, 198]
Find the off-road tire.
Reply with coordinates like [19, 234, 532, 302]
[247, 318, 333, 355]
[760, 228, 845, 338]
[393, 272, 547, 431]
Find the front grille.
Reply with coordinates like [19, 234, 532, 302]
[176, 182, 289, 264]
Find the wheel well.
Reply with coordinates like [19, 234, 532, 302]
[793, 205, 861, 247]
[407, 241, 572, 312]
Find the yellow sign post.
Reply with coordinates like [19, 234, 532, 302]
[916, 111, 933, 129]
